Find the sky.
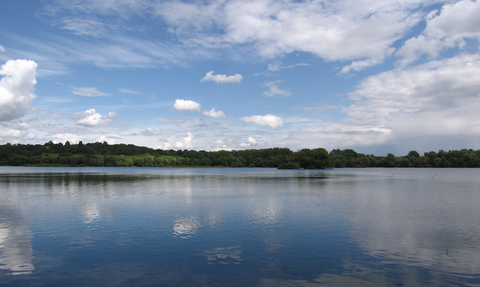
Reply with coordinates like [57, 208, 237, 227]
[0, 0, 479, 155]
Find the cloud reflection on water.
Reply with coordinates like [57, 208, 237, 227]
[1, 167, 479, 286]
[173, 217, 201, 238]
[201, 246, 242, 265]
[332, 169, 480, 283]
[0, 206, 34, 275]
[81, 202, 101, 224]
[258, 261, 453, 287]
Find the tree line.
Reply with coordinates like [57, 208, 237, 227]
[1, 141, 480, 168]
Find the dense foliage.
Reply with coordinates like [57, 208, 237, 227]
[1, 141, 479, 168]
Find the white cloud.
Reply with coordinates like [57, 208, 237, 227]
[55, 18, 106, 37]
[154, 0, 430, 71]
[5, 32, 202, 74]
[71, 86, 110, 97]
[172, 99, 201, 111]
[0, 45, 5, 53]
[263, 80, 291, 97]
[0, 120, 32, 130]
[397, 0, 480, 65]
[202, 108, 226, 118]
[119, 88, 141, 95]
[40, 0, 444, 71]
[268, 63, 310, 71]
[0, 59, 37, 121]
[345, 53, 480, 152]
[240, 114, 283, 129]
[278, 116, 395, 153]
[267, 64, 281, 72]
[10, 0, 479, 154]
[240, 137, 258, 147]
[97, 135, 119, 145]
[51, 133, 81, 144]
[73, 108, 118, 127]
[426, 0, 480, 38]
[268, 52, 480, 154]
[0, 129, 34, 140]
[200, 71, 243, 83]
[140, 127, 162, 136]
[178, 119, 220, 129]
[210, 138, 235, 151]
[348, 54, 480, 118]
[176, 132, 194, 149]
[160, 132, 194, 149]
[340, 57, 386, 74]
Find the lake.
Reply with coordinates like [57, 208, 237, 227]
[0, 167, 479, 286]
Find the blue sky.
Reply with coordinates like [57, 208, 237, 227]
[1, 0, 479, 155]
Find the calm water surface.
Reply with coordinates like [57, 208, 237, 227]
[0, 167, 479, 286]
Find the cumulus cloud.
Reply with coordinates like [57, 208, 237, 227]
[263, 80, 291, 97]
[0, 59, 37, 121]
[0, 120, 31, 130]
[200, 71, 243, 83]
[240, 137, 258, 147]
[0, 129, 34, 141]
[176, 132, 194, 148]
[397, 0, 480, 65]
[160, 132, 194, 149]
[71, 86, 110, 97]
[345, 54, 480, 152]
[210, 138, 235, 151]
[172, 99, 201, 111]
[0, 45, 5, 53]
[202, 108, 226, 118]
[73, 108, 118, 126]
[349, 54, 480, 118]
[282, 121, 394, 153]
[240, 114, 283, 129]
[51, 133, 82, 144]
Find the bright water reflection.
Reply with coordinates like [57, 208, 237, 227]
[0, 167, 479, 286]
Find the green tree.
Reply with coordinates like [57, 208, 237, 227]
[399, 158, 410, 167]
[406, 150, 420, 158]
[381, 153, 397, 167]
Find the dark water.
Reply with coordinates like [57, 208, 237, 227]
[0, 167, 479, 286]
